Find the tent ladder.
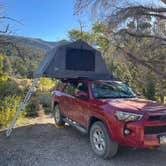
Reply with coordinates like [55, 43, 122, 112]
[6, 78, 39, 137]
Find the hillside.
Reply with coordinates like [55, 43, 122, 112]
[0, 34, 57, 51]
[0, 35, 60, 78]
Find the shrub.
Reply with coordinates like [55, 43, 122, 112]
[26, 97, 42, 117]
[0, 95, 26, 128]
[0, 79, 23, 100]
[37, 78, 56, 92]
[142, 74, 156, 101]
[36, 92, 52, 114]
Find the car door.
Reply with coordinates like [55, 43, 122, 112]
[69, 80, 90, 127]
[59, 80, 89, 127]
[59, 81, 76, 119]
[52, 80, 68, 117]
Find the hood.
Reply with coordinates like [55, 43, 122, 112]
[100, 98, 166, 114]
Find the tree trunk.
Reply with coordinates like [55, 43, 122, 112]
[160, 95, 164, 103]
[159, 81, 165, 103]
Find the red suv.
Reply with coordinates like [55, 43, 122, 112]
[51, 79, 166, 159]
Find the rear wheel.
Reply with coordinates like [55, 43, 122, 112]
[90, 121, 118, 159]
[53, 104, 65, 126]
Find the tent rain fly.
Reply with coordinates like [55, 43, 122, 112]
[34, 39, 111, 79]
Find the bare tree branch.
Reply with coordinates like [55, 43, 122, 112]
[107, 5, 166, 29]
[121, 30, 166, 41]
[0, 24, 9, 33]
[74, 0, 94, 15]
[0, 16, 22, 25]
[116, 46, 166, 79]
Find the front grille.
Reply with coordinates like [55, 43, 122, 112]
[144, 125, 166, 135]
[148, 115, 166, 121]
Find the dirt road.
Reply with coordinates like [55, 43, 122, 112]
[0, 114, 165, 166]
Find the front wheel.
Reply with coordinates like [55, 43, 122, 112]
[53, 104, 65, 126]
[90, 121, 118, 159]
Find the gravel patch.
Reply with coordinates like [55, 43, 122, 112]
[0, 123, 165, 166]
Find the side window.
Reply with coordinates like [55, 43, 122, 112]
[56, 80, 63, 90]
[56, 80, 67, 92]
[64, 83, 76, 96]
[63, 80, 89, 97]
[76, 82, 88, 94]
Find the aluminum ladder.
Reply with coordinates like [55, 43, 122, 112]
[6, 78, 39, 137]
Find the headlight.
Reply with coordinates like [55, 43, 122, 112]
[115, 111, 143, 122]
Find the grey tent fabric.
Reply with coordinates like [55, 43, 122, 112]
[34, 40, 111, 79]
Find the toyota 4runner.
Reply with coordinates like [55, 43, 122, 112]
[51, 79, 166, 159]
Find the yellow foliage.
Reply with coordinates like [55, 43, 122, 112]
[37, 78, 57, 92]
[0, 75, 7, 81]
[0, 95, 26, 127]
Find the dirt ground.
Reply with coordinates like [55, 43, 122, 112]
[0, 113, 166, 166]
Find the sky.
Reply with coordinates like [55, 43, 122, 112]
[2, 0, 85, 41]
[2, 0, 165, 42]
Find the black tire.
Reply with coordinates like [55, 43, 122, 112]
[53, 104, 65, 126]
[90, 121, 118, 159]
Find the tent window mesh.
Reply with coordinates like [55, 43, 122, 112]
[66, 48, 95, 71]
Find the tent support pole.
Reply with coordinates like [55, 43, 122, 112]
[6, 78, 39, 137]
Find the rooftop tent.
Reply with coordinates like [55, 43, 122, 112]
[34, 39, 111, 79]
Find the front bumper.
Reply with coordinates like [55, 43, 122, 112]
[125, 122, 166, 148]
[112, 115, 166, 148]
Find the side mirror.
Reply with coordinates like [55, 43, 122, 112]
[76, 91, 88, 99]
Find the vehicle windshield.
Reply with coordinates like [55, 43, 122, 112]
[91, 81, 137, 99]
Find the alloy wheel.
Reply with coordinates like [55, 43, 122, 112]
[92, 128, 106, 152]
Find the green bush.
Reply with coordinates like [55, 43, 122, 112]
[36, 92, 52, 114]
[142, 74, 156, 101]
[0, 79, 23, 100]
[26, 97, 42, 117]
[0, 95, 26, 128]
[37, 78, 56, 92]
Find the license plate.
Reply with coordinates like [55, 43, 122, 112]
[160, 135, 166, 145]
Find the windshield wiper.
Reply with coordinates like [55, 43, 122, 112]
[95, 96, 115, 99]
[95, 95, 136, 99]
[116, 96, 136, 98]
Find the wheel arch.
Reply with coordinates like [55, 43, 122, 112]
[88, 116, 105, 132]
[51, 100, 59, 111]
[88, 116, 114, 139]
